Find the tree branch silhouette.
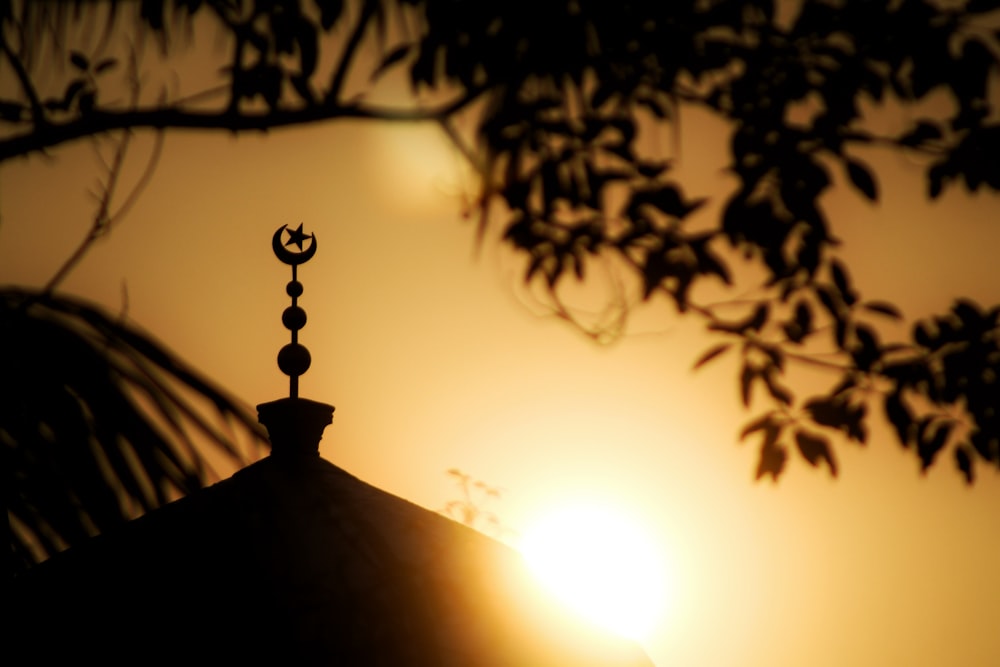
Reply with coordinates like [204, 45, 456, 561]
[4, 0, 1000, 571]
[327, 0, 379, 105]
[0, 28, 43, 126]
[0, 90, 486, 162]
[43, 53, 166, 294]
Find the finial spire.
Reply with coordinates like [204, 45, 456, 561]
[271, 223, 317, 398]
[259, 223, 333, 458]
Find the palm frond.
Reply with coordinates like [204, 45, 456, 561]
[2, 287, 266, 574]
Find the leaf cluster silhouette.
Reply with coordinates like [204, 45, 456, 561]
[3, 0, 1000, 567]
[440, 468, 512, 540]
[1, 290, 264, 572]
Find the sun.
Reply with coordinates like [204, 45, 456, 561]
[519, 503, 667, 640]
[368, 123, 475, 213]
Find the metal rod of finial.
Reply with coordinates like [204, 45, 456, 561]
[271, 224, 317, 399]
[289, 263, 299, 399]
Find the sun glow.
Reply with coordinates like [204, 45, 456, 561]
[519, 503, 667, 640]
[368, 123, 475, 213]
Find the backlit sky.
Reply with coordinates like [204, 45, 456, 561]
[4, 17, 1000, 667]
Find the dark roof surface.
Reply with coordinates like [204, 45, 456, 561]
[11, 453, 654, 666]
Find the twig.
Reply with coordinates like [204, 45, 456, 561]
[42, 128, 133, 294]
[0, 88, 486, 162]
[438, 116, 483, 174]
[327, 0, 378, 105]
[0, 28, 45, 126]
[171, 83, 230, 108]
[42, 49, 161, 293]
[108, 128, 164, 224]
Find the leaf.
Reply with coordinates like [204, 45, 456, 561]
[852, 324, 880, 371]
[829, 375, 856, 398]
[315, 0, 344, 30]
[69, 50, 89, 71]
[636, 160, 671, 179]
[78, 91, 95, 114]
[928, 162, 949, 199]
[863, 301, 902, 319]
[571, 252, 585, 280]
[795, 300, 812, 330]
[762, 367, 793, 405]
[693, 343, 732, 369]
[795, 430, 838, 476]
[291, 75, 316, 105]
[970, 429, 999, 464]
[835, 317, 850, 350]
[371, 44, 412, 81]
[591, 81, 619, 110]
[755, 434, 787, 482]
[525, 252, 546, 283]
[62, 80, 87, 108]
[693, 239, 732, 284]
[783, 301, 812, 343]
[759, 344, 784, 371]
[740, 412, 777, 440]
[845, 158, 878, 201]
[139, 0, 165, 31]
[952, 298, 986, 327]
[295, 17, 319, 77]
[899, 121, 942, 147]
[913, 321, 935, 348]
[240, 63, 283, 108]
[969, 0, 1000, 11]
[747, 303, 768, 332]
[740, 364, 757, 407]
[830, 259, 855, 306]
[844, 397, 866, 440]
[93, 58, 118, 74]
[918, 421, 951, 470]
[0, 100, 24, 121]
[708, 303, 768, 335]
[804, 396, 849, 430]
[955, 445, 974, 484]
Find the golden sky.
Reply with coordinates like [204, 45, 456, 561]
[3, 15, 1000, 665]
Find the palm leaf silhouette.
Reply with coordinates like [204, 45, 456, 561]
[2, 288, 266, 574]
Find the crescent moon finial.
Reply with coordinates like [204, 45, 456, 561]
[272, 223, 317, 265]
[270, 223, 319, 399]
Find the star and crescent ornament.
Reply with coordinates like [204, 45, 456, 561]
[272, 223, 317, 265]
[269, 223, 318, 398]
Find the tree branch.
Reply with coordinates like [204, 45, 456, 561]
[108, 128, 164, 225]
[0, 29, 44, 126]
[326, 0, 379, 106]
[0, 89, 486, 162]
[43, 128, 134, 294]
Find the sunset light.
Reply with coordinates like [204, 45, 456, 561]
[519, 503, 667, 641]
[369, 123, 474, 213]
[7, 2, 1000, 665]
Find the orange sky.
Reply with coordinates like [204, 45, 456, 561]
[4, 17, 1000, 667]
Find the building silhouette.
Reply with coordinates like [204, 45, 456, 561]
[8, 226, 654, 665]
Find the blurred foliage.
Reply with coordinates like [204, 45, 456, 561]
[3, 0, 1000, 570]
[440, 468, 513, 540]
[1, 289, 265, 572]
